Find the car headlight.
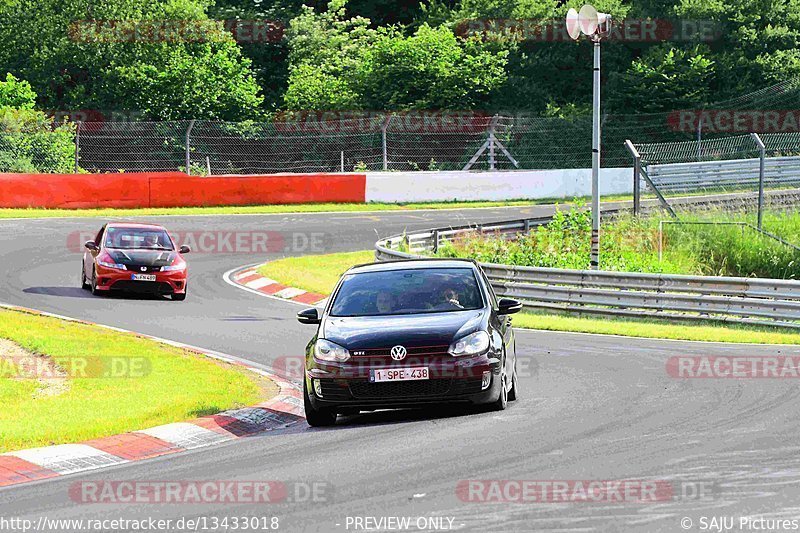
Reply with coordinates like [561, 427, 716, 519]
[314, 339, 350, 362]
[161, 264, 185, 272]
[449, 331, 490, 357]
[97, 260, 127, 270]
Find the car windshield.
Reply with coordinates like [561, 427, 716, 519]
[330, 267, 484, 317]
[105, 227, 174, 250]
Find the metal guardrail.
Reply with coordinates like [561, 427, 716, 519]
[374, 211, 800, 329]
[646, 155, 800, 192]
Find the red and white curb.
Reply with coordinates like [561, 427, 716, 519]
[0, 303, 304, 489]
[225, 265, 328, 307]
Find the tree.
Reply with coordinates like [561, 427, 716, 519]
[0, 73, 74, 173]
[0, 73, 36, 109]
[606, 46, 715, 113]
[284, 0, 377, 109]
[284, 1, 507, 110]
[0, 0, 263, 120]
[357, 25, 508, 110]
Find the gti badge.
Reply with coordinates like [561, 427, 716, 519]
[390, 345, 407, 361]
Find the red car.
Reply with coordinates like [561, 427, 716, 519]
[81, 223, 190, 300]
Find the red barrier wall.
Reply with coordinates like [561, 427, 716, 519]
[0, 172, 366, 209]
[0, 172, 179, 209]
[148, 174, 366, 208]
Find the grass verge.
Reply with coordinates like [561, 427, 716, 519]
[258, 250, 375, 295]
[0, 196, 632, 219]
[256, 250, 800, 345]
[511, 312, 800, 345]
[0, 308, 276, 452]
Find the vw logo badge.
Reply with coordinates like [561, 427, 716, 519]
[390, 345, 407, 361]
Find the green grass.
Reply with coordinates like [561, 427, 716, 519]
[0, 308, 275, 452]
[256, 249, 800, 344]
[0, 196, 633, 219]
[259, 250, 375, 295]
[512, 311, 800, 345]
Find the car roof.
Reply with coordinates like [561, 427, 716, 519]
[346, 258, 478, 275]
[106, 222, 167, 230]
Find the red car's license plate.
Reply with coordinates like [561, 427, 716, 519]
[371, 367, 429, 382]
[131, 273, 156, 281]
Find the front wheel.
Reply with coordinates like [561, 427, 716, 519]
[507, 367, 518, 402]
[492, 372, 508, 411]
[304, 380, 337, 427]
[80, 263, 90, 290]
[90, 267, 102, 296]
[172, 291, 187, 301]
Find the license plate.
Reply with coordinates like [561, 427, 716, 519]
[371, 367, 429, 382]
[131, 273, 156, 281]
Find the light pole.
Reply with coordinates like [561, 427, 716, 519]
[567, 5, 612, 270]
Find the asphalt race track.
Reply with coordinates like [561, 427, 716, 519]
[2, 206, 800, 532]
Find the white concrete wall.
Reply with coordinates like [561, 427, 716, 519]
[365, 168, 632, 203]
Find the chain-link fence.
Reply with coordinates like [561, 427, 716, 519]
[3, 78, 800, 174]
[626, 130, 800, 267]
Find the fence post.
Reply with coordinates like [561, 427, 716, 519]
[488, 115, 499, 170]
[185, 120, 196, 175]
[696, 113, 703, 161]
[381, 114, 392, 171]
[751, 132, 766, 229]
[624, 139, 641, 216]
[74, 121, 81, 173]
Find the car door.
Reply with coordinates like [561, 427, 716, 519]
[478, 266, 515, 383]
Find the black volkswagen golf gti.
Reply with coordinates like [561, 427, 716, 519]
[297, 258, 522, 426]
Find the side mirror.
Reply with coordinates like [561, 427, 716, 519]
[179, 245, 191, 254]
[84, 241, 99, 252]
[297, 308, 321, 325]
[497, 298, 522, 315]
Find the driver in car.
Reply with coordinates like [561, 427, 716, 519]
[143, 234, 160, 248]
[375, 290, 396, 314]
[441, 286, 464, 309]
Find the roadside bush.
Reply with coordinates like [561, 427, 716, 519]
[434, 203, 800, 279]
[0, 108, 75, 173]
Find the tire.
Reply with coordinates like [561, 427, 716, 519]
[492, 371, 508, 411]
[90, 267, 102, 296]
[507, 366, 518, 402]
[304, 380, 337, 427]
[172, 291, 187, 301]
[80, 263, 90, 290]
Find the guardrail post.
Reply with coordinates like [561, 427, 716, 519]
[185, 120, 196, 175]
[624, 140, 641, 216]
[432, 229, 439, 253]
[751, 132, 766, 230]
[74, 121, 81, 173]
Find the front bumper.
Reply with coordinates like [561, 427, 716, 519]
[305, 353, 502, 410]
[95, 266, 187, 294]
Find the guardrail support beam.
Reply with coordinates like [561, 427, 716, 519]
[625, 140, 641, 216]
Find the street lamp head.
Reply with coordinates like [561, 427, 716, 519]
[566, 8, 581, 40]
[578, 4, 599, 36]
[566, 4, 612, 41]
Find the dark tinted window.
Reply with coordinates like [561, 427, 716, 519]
[330, 267, 484, 317]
